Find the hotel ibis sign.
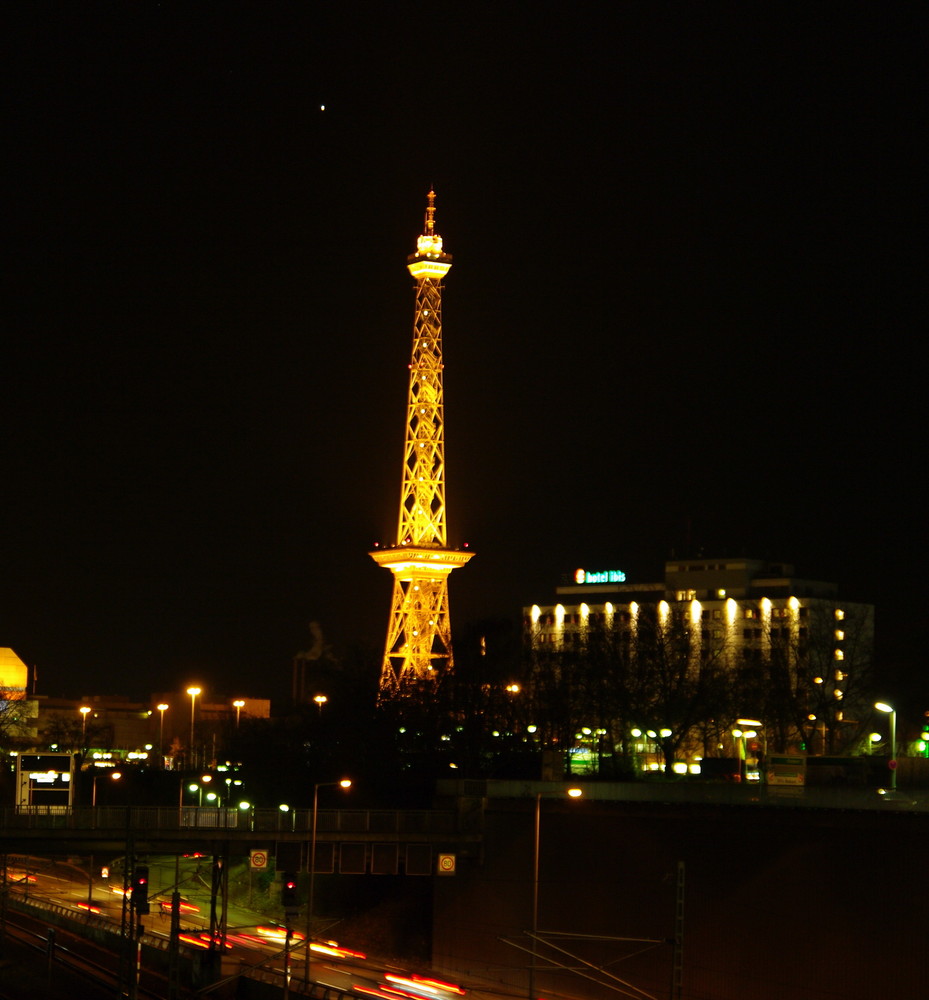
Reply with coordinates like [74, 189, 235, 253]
[575, 568, 626, 585]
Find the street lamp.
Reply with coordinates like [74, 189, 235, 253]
[79, 706, 91, 743]
[92, 769, 122, 808]
[530, 787, 582, 1000]
[186, 687, 201, 767]
[305, 778, 352, 987]
[313, 694, 328, 716]
[233, 699, 245, 728]
[156, 703, 168, 762]
[875, 702, 897, 792]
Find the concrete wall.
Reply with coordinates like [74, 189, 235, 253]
[433, 797, 929, 1000]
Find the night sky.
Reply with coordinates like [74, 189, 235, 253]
[3, 6, 925, 705]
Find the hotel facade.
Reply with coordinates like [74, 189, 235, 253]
[523, 558, 874, 770]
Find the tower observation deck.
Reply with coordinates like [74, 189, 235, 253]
[370, 191, 473, 701]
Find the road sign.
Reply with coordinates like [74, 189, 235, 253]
[889, 759, 898, 770]
[437, 853, 456, 875]
[250, 849, 269, 870]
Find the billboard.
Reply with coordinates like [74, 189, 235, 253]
[15, 752, 76, 808]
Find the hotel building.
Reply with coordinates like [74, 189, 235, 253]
[524, 558, 874, 765]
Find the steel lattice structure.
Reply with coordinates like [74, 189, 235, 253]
[370, 192, 473, 701]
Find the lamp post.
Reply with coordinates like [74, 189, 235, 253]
[156, 704, 168, 763]
[92, 769, 122, 808]
[233, 699, 245, 728]
[79, 706, 91, 743]
[305, 778, 352, 988]
[186, 687, 201, 768]
[313, 694, 327, 716]
[875, 702, 897, 792]
[530, 787, 582, 1000]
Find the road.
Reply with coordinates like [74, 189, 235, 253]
[2, 856, 494, 1000]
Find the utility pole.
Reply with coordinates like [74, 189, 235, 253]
[670, 860, 684, 1000]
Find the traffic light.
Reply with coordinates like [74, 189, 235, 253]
[281, 872, 299, 909]
[133, 865, 150, 915]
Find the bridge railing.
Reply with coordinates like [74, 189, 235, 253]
[1, 805, 461, 835]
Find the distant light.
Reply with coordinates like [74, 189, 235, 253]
[567, 787, 583, 798]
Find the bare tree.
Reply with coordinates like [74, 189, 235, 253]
[729, 601, 875, 755]
[523, 606, 734, 775]
[0, 685, 35, 749]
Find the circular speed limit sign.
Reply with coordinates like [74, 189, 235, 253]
[437, 853, 456, 875]
[250, 850, 268, 870]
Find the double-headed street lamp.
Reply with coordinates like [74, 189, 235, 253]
[233, 699, 245, 728]
[530, 787, 583, 1000]
[305, 778, 352, 988]
[875, 702, 897, 792]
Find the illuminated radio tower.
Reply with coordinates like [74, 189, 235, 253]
[370, 191, 473, 701]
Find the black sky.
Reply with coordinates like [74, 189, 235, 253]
[3, 5, 925, 704]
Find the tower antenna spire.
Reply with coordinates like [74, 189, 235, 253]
[424, 188, 436, 237]
[370, 190, 473, 702]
